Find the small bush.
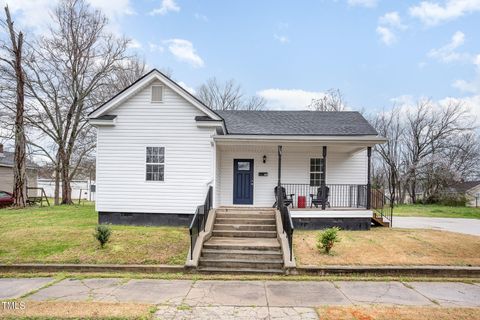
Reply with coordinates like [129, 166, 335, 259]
[317, 227, 341, 254]
[94, 225, 111, 248]
[423, 193, 467, 207]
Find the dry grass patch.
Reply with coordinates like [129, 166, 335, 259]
[0, 301, 154, 319]
[317, 306, 480, 320]
[295, 228, 480, 266]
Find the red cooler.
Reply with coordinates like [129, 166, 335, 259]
[298, 196, 306, 208]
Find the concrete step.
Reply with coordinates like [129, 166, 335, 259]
[197, 267, 284, 274]
[201, 249, 282, 261]
[216, 212, 275, 219]
[216, 207, 275, 213]
[215, 217, 276, 225]
[203, 237, 281, 251]
[212, 230, 277, 238]
[213, 223, 276, 231]
[199, 258, 283, 269]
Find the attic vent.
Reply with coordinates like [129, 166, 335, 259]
[151, 85, 163, 102]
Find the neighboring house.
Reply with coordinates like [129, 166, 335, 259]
[449, 181, 480, 207]
[89, 69, 386, 230]
[0, 144, 38, 195]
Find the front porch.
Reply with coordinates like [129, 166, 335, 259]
[213, 139, 381, 229]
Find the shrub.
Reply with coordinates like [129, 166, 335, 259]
[317, 227, 341, 254]
[94, 225, 111, 248]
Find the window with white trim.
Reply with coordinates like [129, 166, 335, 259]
[151, 85, 163, 102]
[310, 158, 324, 187]
[146, 147, 165, 181]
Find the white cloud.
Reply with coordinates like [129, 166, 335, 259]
[348, 0, 378, 8]
[452, 54, 480, 94]
[164, 39, 204, 68]
[376, 26, 396, 46]
[128, 39, 142, 49]
[428, 31, 470, 63]
[178, 81, 196, 94]
[149, 0, 180, 16]
[379, 12, 407, 29]
[409, 0, 480, 26]
[194, 13, 208, 22]
[274, 34, 289, 44]
[148, 42, 164, 53]
[0, 0, 133, 34]
[257, 89, 327, 110]
[376, 11, 406, 46]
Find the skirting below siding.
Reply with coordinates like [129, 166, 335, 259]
[293, 217, 371, 230]
[99, 212, 193, 226]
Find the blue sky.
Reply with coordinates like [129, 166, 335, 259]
[4, 0, 480, 114]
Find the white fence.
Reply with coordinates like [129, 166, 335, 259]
[37, 179, 96, 200]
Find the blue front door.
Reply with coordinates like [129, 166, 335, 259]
[233, 159, 254, 205]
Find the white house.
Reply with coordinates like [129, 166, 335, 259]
[89, 69, 387, 230]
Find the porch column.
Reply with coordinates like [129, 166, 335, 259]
[277, 145, 283, 209]
[321, 146, 327, 210]
[367, 146, 372, 210]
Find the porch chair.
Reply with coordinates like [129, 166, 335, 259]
[310, 186, 331, 208]
[272, 186, 295, 208]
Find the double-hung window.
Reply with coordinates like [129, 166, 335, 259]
[310, 158, 324, 187]
[146, 147, 165, 181]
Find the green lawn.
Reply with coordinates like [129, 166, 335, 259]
[0, 203, 189, 265]
[394, 204, 480, 219]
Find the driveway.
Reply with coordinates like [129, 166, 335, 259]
[393, 217, 480, 236]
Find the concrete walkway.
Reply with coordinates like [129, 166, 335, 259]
[1, 278, 480, 319]
[393, 217, 480, 236]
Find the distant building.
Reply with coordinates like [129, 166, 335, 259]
[449, 181, 480, 208]
[0, 144, 38, 194]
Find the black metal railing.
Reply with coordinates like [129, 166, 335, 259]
[281, 183, 368, 209]
[277, 187, 294, 261]
[189, 186, 213, 260]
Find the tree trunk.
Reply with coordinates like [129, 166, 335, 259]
[61, 153, 73, 204]
[54, 151, 61, 205]
[5, 6, 27, 207]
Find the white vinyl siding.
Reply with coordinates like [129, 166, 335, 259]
[95, 80, 216, 214]
[217, 145, 367, 207]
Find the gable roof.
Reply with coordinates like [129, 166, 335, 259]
[215, 110, 379, 136]
[0, 151, 37, 169]
[450, 181, 480, 193]
[89, 69, 222, 121]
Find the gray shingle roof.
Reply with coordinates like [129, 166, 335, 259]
[450, 181, 480, 193]
[0, 151, 37, 169]
[215, 110, 378, 136]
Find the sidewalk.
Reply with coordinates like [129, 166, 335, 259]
[1, 278, 480, 319]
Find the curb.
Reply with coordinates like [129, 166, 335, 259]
[0, 263, 185, 274]
[296, 265, 480, 278]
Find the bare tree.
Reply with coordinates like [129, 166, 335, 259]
[307, 89, 345, 111]
[197, 77, 266, 110]
[402, 100, 471, 203]
[0, 6, 27, 207]
[24, 0, 133, 204]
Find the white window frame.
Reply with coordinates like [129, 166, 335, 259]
[151, 85, 164, 103]
[145, 146, 165, 182]
[309, 158, 324, 187]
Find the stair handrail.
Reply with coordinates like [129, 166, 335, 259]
[372, 188, 394, 227]
[277, 188, 294, 261]
[189, 186, 213, 260]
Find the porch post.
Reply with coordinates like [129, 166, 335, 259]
[277, 145, 283, 209]
[321, 146, 327, 210]
[367, 146, 372, 210]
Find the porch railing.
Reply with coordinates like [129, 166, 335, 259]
[281, 183, 368, 209]
[188, 186, 213, 260]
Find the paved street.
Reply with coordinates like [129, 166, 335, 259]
[1, 278, 480, 319]
[393, 217, 480, 236]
